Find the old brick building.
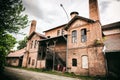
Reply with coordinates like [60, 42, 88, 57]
[7, 0, 120, 77]
[22, 0, 106, 76]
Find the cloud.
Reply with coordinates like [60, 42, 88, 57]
[99, 1, 111, 13]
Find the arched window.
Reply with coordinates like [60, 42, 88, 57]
[82, 55, 88, 68]
[72, 30, 77, 43]
[81, 29, 87, 42]
[34, 40, 38, 48]
[72, 58, 77, 66]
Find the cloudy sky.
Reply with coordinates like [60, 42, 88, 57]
[13, 0, 120, 49]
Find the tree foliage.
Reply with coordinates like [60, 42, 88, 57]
[0, 0, 28, 33]
[0, 0, 28, 72]
[17, 36, 28, 50]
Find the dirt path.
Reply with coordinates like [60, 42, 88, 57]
[3, 67, 81, 80]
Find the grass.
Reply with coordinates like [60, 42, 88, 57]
[6, 66, 106, 80]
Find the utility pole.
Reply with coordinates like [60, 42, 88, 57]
[60, 4, 69, 21]
[60, 4, 69, 72]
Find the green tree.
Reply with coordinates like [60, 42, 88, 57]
[0, 34, 16, 70]
[0, 0, 28, 72]
[17, 36, 28, 50]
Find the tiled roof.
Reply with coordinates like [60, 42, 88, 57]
[102, 21, 120, 30]
[64, 16, 95, 30]
[7, 48, 26, 57]
[104, 34, 120, 52]
[43, 24, 67, 32]
[28, 31, 46, 40]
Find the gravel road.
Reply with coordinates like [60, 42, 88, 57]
[3, 67, 81, 80]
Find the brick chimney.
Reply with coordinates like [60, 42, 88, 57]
[89, 0, 100, 21]
[29, 20, 36, 35]
[70, 11, 79, 19]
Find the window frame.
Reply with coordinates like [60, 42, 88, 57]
[28, 57, 31, 64]
[31, 41, 33, 49]
[57, 30, 60, 36]
[72, 30, 77, 43]
[32, 59, 35, 66]
[72, 58, 77, 67]
[34, 40, 37, 48]
[81, 29, 87, 42]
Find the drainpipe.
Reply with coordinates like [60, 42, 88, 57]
[62, 35, 68, 72]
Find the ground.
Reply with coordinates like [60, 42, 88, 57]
[0, 67, 80, 80]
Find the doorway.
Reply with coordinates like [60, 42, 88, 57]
[106, 52, 120, 80]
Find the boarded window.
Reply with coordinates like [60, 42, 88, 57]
[72, 30, 77, 43]
[82, 56, 88, 68]
[81, 29, 87, 42]
[72, 58, 77, 66]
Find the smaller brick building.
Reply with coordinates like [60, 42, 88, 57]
[102, 22, 120, 79]
[6, 48, 26, 67]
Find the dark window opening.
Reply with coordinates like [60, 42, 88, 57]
[13, 58, 16, 63]
[81, 29, 87, 42]
[47, 36, 50, 38]
[72, 58, 77, 66]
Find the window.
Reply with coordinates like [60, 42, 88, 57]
[34, 40, 37, 48]
[61, 29, 64, 35]
[31, 41, 33, 48]
[72, 58, 77, 66]
[81, 29, 87, 42]
[13, 58, 16, 63]
[57, 30, 60, 36]
[47, 36, 50, 38]
[32, 59, 35, 66]
[28, 57, 31, 64]
[82, 56, 88, 68]
[72, 30, 77, 43]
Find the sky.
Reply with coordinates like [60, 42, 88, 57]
[13, 0, 120, 50]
